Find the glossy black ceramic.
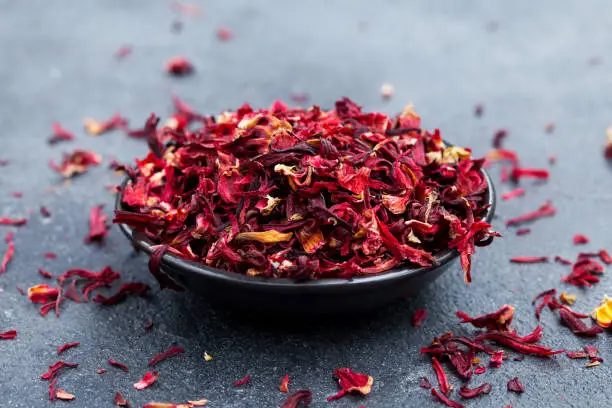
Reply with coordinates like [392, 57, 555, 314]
[116, 168, 496, 315]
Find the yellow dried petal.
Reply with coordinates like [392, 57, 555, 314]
[298, 229, 325, 254]
[559, 292, 577, 305]
[442, 146, 471, 164]
[586, 360, 601, 368]
[260, 195, 282, 216]
[83, 118, 103, 135]
[203, 352, 213, 361]
[592, 295, 612, 328]
[188, 399, 209, 407]
[56, 390, 75, 401]
[235, 230, 293, 244]
[237, 113, 263, 130]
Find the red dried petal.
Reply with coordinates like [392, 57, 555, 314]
[501, 187, 525, 201]
[49, 149, 102, 178]
[554, 256, 572, 265]
[599, 249, 612, 265]
[515, 228, 531, 236]
[49, 379, 58, 402]
[566, 351, 588, 359]
[475, 331, 564, 356]
[507, 377, 524, 393]
[114, 391, 130, 406]
[510, 167, 549, 182]
[44, 252, 57, 259]
[412, 309, 427, 327]
[456, 304, 514, 331]
[327, 367, 373, 401]
[84, 114, 128, 135]
[431, 356, 451, 394]
[115, 45, 132, 59]
[0, 217, 27, 226]
[148, 346, 185, 367]
[509, 256, 549, 264]
[93, 282, 150, 305]
[492, 129, 508, 149]
[108, 359, 129, 372]
[280, 390, 312, 408]
[419, 377, 432, 389]
[27, 284, 60, 304]
[431, 388, 464, 408]
[165, 57, 193, 76]
[133, 371, 159, 390]
[234, 375, 250, 387]
[148, 245, 184, 291]
[40, 361, 78, 381]
[489, 350, 504, 368]
[474, 104, 483, 117]
[558, 308, 604, 337]
[457, 383, 492, 399]
[573, 234, 589, 245]
[57, 342, 80, 354]
[0, 231, 15, 275]
[474, 366, 486, 375]
[279, 374, 290, 393]
[585, 345, 599, 359]
[49, 121, 75, 144]
[0, 330, 17, 340]
[216, 27, 233, 41]
[505, 201, 556, 226]
[85, 204, 109, 243]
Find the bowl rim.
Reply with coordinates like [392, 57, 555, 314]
[115, 166, 496, 290]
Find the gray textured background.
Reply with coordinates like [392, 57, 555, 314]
[1, 1, 611, 407]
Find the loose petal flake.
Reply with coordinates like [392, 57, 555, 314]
[57, 342, 80, 354]
[148, 346, 185, 367]
[280, 390, 312, 408]
[327, 367, 373, 401]
[114, 391, 130, 406]
[412, 309, 428, 327]
[431, 388, 464, 408]
[279, 374, 290, 393]
[507, 377, 524, 393]
[134, 371, 159, 390]
[108, 359, 129, 372]
[234, 375, 250, 387]
[0, 330, 17, 340]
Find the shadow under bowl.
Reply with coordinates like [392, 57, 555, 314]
[116, 168, 496, 315]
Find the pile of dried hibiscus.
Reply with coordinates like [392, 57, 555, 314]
[114, 97, 497, 284]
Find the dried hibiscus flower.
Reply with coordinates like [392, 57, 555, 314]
[279, 374, 290, 393]
[431, 388, 464, 408]
[41, 361, 78, 381]
[0, 330, 17, 340]
[114, 391, 130, 406]
[457, 383, 492, 399]
[165, 57, 193, 76]
[134, 371, 159, 390]
[234, 375, 250, 387]
[86, 204, 109, 243]
[148, 346, 184, 367]
[84, 114, 128, 135]
[507, 377, 524, 393]
[49, 122, 75, 144]
[57, 342, 80, 355]
[0, 231, 15, 275]
[327, 367, 373, 401]
[280, 390, 312, 408]
[456, 304, 514, 331]
[49, 149, 102, 178]
[114, 99, 497, 285]
[412, 309, 427, 327]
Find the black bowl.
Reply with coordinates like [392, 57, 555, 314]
[116, 168, 496, 315]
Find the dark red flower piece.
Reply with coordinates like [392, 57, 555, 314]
[558, 308, 604, 337]
[49, 149, 102, 178]
[63, 280, 82, 303]
[57, 342, 80, 355]
[147, 346, 184, 367]
[0, 217, 27, 226]
[114, 391, 130, 406]
[216, 27, 233, 41]
[27, 284, 60, 304]
[48, 379, 58, 402]
[573, 234, 589, 245]
[85, 204, 109, 243]
[0, 330, 17, 340]
[457, 383, 492, 399]
[16, 286, 25, 295]
[93, 282, 150, 305]
[147, 245, 184, 291]
[11, 192, 22, 198]
[548, 154, 556, 164]
[474, 104, 483, 118]
[431, 388, 464, 408]
[40, 361, 78, 381]
[419, 377, 432, 389]
[448, 350, 474, 380]
[547, 298, 589, 318]
[58, 266, 121, 301]
[486, 149, 519, 165]
[474, 366, 486, 375]
[49, 122, 75, 144]
[280, 389, 312, 408]
[507, 377, 524, 393]
[475, 331, 564, 356]
[40, 206, 52, 217]
[562, 258, 604, 287]
[234, 375, 250, 387]
[566, 351, 588, 359]
[599, 249, 612, 265]
[280, 374, 290, 393]
[133, 371, 159, 390]
[412, 309, 427, 327]
[456, 304, 514, 332]
[327, 367, 373, 401]
[489, 350, 504, 368]
[430, 356, 453, 393]
[515, 228, 531, 236]
[38, 269, 53, 279]
[554, 256, 572, 265]
[505, 201, 556, 226]
[492, 129, 508, 149]
[44, 252, 57, 259]
[107, 359, 129, 372]
[510, 167, 549, 182]
[501, 187, 525, 201]
[585, 345, 599, 360]
[144, 316, 154, 330]
[0, 231, 15, 276]
[510, 256, 549, 264]
[165, 56, 194, 76]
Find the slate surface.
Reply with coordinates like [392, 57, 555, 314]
[1, 1, 611, 407]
